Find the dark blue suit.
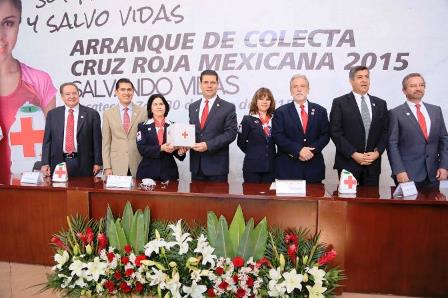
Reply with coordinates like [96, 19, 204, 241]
[189, 96, 237, 180]
[237, 115, 276, 182]
[136, 120, 185, 181]
[272, 101, 330, 183]
[41, 105, 102, 177]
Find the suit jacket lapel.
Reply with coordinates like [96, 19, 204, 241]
[424, 103, 436, 139]
[347, 93, 364, 127]
[306, 102, 318, 136]
[288, 102, 303, 135]
[402, 103, 427, 141]
[129, 103, 141, 135]
[57, 108, 65, 146]
[77, 105, 86, 136]
[202, 97, 220, 130]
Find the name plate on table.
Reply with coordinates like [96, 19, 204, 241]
[439, 180, 448, 189]
[167, 123, 195, 147]
[393, 181, 418, 198]
[275, 179, 306, 195]
[20, 172, 43, 184]
[106, 175, 133, 188]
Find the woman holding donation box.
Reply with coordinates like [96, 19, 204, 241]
[0, 0, 57, 181]
[136, 94, 187, 181]
[237, 87, 277, 183]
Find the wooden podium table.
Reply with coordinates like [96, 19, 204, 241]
[1, 176, 447, 296]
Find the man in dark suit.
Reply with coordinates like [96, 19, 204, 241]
[272, 74, 330, 183]
[41, 83, 102, 177]
[188, 70, 237, 182]
[388, 73, 448, 187]
[330, 66, 389, 186]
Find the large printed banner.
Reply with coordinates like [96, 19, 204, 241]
[4, 0, 448, 183]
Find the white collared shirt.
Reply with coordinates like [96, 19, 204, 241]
[294, 100, 309, 127]
[119, 103, 132, 124]
[353, 92, 372, 119]
[406, 100, 431, 134]
[63, 104, 79, 153]
[199, 95, 217, 119]
[250, 113, 273, 129]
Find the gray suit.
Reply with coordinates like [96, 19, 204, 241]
[388, 102, 448, 182]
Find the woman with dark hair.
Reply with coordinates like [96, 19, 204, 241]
[237, 87, 277, 183]
[136, 94, 187, 181]
[0, 0, 57, 180]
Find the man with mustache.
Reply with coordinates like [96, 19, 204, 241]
[388, 73, 448, 187]
[272, 74, 330, 183]
[330, 66, 389, 186]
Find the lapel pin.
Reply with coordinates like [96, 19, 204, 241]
[195, 109, 198, 112]
[254, 120, 259, 124]
[406, 112, 410, 116]
[372, 103, 376, 107]
[311, 109, 315, 115]
[80, 115, 84, 119]
[217, 103, 220, 107]
[148, 127, 152, 131]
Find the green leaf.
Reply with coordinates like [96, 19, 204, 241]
[207, 211, 219, 246]
[114, 219, 128, 252]
[214, 215, 234, 258]
[122, 202, 134, 240]
[106, 205, 114, 234]
[129, 210, 146, 253]
[229, 205, 245, 253]
[236, 218, 254, 260]
[250, 217, 268, 260]
[143, 206, 151, 245]
[106, 220, 120, 250]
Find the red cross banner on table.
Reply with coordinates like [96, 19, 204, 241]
[338, 169, 357, 194]
[166, 123, 195, 147]
[8, 102, 45, 174]
[52, 162, 68, 182]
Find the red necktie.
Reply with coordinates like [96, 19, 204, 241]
[154, 118, 165, 145]
[200, 100, 209, 130]
[300, 104, 308, 133]
[415, 104, 428, 140]
[123, 107, 130, 133]
[65, 109, 75, 153]
[258, 113, 271, 137]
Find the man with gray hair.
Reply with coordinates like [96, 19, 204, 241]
[388, 73, 448, 187]
[330, 66, 389, 186]
[272, 73, 330, 183]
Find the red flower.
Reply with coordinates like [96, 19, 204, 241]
[218, 281, 229, 290]
[215, 267, 224, 276]
[232, 274, 239, 283]
[114, 271, 122, 280]
[76, 232, 88, 246]
[124, 244, 132, 254]
[256, 257, 272, 268]
[50, 236, 68, 250]
[284, 232, 298, 245]
[318, 249, 337, 266]
[232, 256, 245, 268]
[287, 244, 298, 263]
[120, 281, 131, 293]
[121, 256, 129, 265]
[125, 268, 134, 277]
[135, 282, 144, 292]
[97, 233, 108, 252]
[207, 288, 216, 297]
[135, 254, 147, 267]
[107, 252, 115, 262]
[85, 227, 94, 243]
[246, 276, 254, 287]
[104, 280, 115, 293]
[236, 288, 246, 297]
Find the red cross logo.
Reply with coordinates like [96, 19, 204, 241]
[54, 166, 66, 178]
[343, 176, 357, 189]
[181, 130, 189, 139]
[9, 117, 44, 157]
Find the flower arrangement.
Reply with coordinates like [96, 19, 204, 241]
[45, 203, 343, 297]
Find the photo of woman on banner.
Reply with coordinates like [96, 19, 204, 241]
[237, 87, 277, 183]
[136, 94, 188, 181]
[0, 0, 57, 182]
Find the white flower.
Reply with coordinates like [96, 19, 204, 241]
[144, 238, 174, 257]
[147, 267, 167, 287]
[86, 257, 107, 282]
[268, 280, 286, 297]
[282, 269, 303, 293]
[73, 276, 87, 288]
[182, 280, 207, 298]
[68, 259, 87, 277]
[96, 281, 104, 293]
[194, 234, 216, 267]
[307, 266, 326, 284]
[306, 281, 327, 298]
[269, 267, 282, 281]
[165, 271, 182, 298]
[168, 220, 192, 255]
[53, 250, 70, 270]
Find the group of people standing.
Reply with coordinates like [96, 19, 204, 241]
[39, 67, 448, 188]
